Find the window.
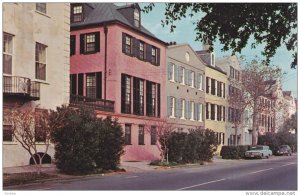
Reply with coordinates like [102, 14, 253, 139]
[211, 104, 215, 120]
[133, 78, 144, 115]
[191, 71, 195, 88]
[211, 79, 216, 95]
[121, 74, 131, 114]
[198, 74, 203, 90]
[125, 35, 132, 54]
[157, 84, 161, 117]
[3, 33, 13, 74]
[181, 99, 186, 119]
[80, 32, 100, 54]
[139, 42, 145, 60]
[71, 5, 83, 22]
[223, 83, 226, 98]
[217, 81, 222, 97]
[217, 105, 221, 121]
[134, 9, 140, 27]
[199, 103, 203, 122]
[3, 125, 13, 142]
[150, 126, 157, 145]
[146, 81, 156, 117]
[179, 67, 184, 84]
[168, 63, 174, 81]
[151, 47, 157, 64]
[190, 101, 195, 120]
[169, 97, 175, 117]
[230, 66, 234, 78]
[70, 74, 77, 95]
[124, 124, 131, 145]
[235, 70, 240, 80]
[138, 125, 144, 145]
[36, 3, 46, 14]
[86, 73, 96, 98]
[35, 42, 47, 80]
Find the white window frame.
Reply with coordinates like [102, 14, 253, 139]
[171, 97, 175, 118]
[199, 74, 203, 91]
[3, 32, 13, 75]
[180, 66, 185, 85]
[199, 103, 203, 122]
[190, 101, 195, 121]
[181, 99, 186, 119]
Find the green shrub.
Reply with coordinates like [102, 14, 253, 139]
[220, 145, 251, 159]
[50, 106, 124, 175]
[166, 128, 218, 164]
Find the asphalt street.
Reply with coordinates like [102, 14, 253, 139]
[7, 155, 297, 191]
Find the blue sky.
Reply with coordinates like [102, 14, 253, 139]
[131, 2, 298, 98]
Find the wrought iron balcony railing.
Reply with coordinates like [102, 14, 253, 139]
[70, 94, 114, 112]
[3, 75, 40, 101]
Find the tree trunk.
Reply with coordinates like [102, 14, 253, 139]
[234, 125, 238, 146]
[252, 99, 258, 145]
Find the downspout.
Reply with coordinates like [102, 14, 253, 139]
[104, 24, 108, 100]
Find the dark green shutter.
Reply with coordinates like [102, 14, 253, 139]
[96, 72, 102, 99]
[78, 73, 84, 96]
[95, 32, 100, 53]
[80, 34, 85, 54]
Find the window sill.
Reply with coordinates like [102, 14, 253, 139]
[3, 141, 18, 145]
[33, 79, 50, 85]
[169, 116, 176, 119]
[138, 144, 145, 146]
[35, 10, 51, 18]
[82, 51, 99, 55]
[180, 117, 186, 120]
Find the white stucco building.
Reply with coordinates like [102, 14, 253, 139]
[3, 3, 70, 167]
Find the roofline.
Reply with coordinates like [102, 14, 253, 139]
[167, 43, 207, 65]
[71, 21, 168, 46]
[206, 64, 227, 75]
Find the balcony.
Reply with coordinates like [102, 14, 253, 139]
[70, 94, 114, 112]
[3, 76, 40, 101]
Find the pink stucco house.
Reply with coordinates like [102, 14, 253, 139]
[70, 3, 167, 161]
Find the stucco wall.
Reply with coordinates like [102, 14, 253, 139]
[166, 44, 205, 130]
[3, 3, 70, 167]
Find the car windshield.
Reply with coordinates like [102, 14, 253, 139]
[250, 146, 263, 150]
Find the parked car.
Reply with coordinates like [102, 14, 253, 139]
[245, 145, 272, 159]
[276, 145, 292, 156]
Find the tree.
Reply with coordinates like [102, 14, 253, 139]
[144, 118, 176, 163]
[50, 106, 125, 174]
[143, 3, 297, 68]
[10, 106, 51, 175]
[241, 60, 283, 145]
[283, 112, 297, 133]
[227, 76, 251, 146]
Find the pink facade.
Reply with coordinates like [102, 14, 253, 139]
[71, 23, 167, 161]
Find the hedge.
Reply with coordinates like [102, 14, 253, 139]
[220, 145, 251, 159]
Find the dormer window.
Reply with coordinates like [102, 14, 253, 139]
[72, 5, 83, 23]
[134, 9, 140, 27]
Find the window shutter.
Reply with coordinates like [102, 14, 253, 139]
[156, 48, 160, 65]
[70, 74, 77, 95]
[223, 83, 226, 98]
[70, 35, 76, 56]
[95, 32, 100, 53]
[121, 74, 126, 113]
[132, 38, 138, 57]
[80, 34, 85, 54]
[194, 103, 198, 121]
[96, 72, 102, 99]
[146, 44, 152, 63]
[185, 100, 189, 120]
[78, 73, 84, 96]
[122, 33, 126, 53]
[223, 106, 226, 121]
[178, 98, 182, 118]
[168, 63, 172, 80]
[206, 77, 210, 93]
[157, 83, 160, 117]
[167, 96, 172, 117]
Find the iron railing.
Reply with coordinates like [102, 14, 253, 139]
[3, 76, 40, 100]
[70, 94, 114, 112]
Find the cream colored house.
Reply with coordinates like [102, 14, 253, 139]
[197, 48, 228, 153]
[3, 3, 70, 167]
